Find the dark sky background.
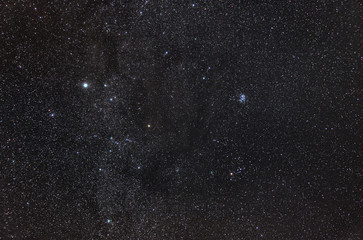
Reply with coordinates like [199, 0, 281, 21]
[1, 0, 362, 239]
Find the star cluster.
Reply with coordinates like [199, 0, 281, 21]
[1, 0, 362, 239]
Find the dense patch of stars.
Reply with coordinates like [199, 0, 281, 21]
[1, 0, 361, 239]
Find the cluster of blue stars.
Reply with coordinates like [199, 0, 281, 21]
[239, 94, 246, 103]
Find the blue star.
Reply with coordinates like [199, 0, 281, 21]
[239, 94, 246, 103]
[83, 83, 89, 88]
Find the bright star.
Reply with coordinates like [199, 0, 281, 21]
[239, 94, 246, 103]
[83, 83, 89, 88]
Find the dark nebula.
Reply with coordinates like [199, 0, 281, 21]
[1, 1, 362, 239]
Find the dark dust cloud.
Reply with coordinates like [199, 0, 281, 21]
[1, 1, 362, 239]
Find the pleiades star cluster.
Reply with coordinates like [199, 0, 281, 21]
[1, 1, 362, 239]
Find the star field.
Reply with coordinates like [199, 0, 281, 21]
[1, 1, 362, 239]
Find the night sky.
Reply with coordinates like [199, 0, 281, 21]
[1, 1, 362, 239]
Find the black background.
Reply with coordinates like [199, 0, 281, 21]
[1, 0, 362, 239]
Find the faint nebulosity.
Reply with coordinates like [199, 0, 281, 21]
[1, 1, 362, 239]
